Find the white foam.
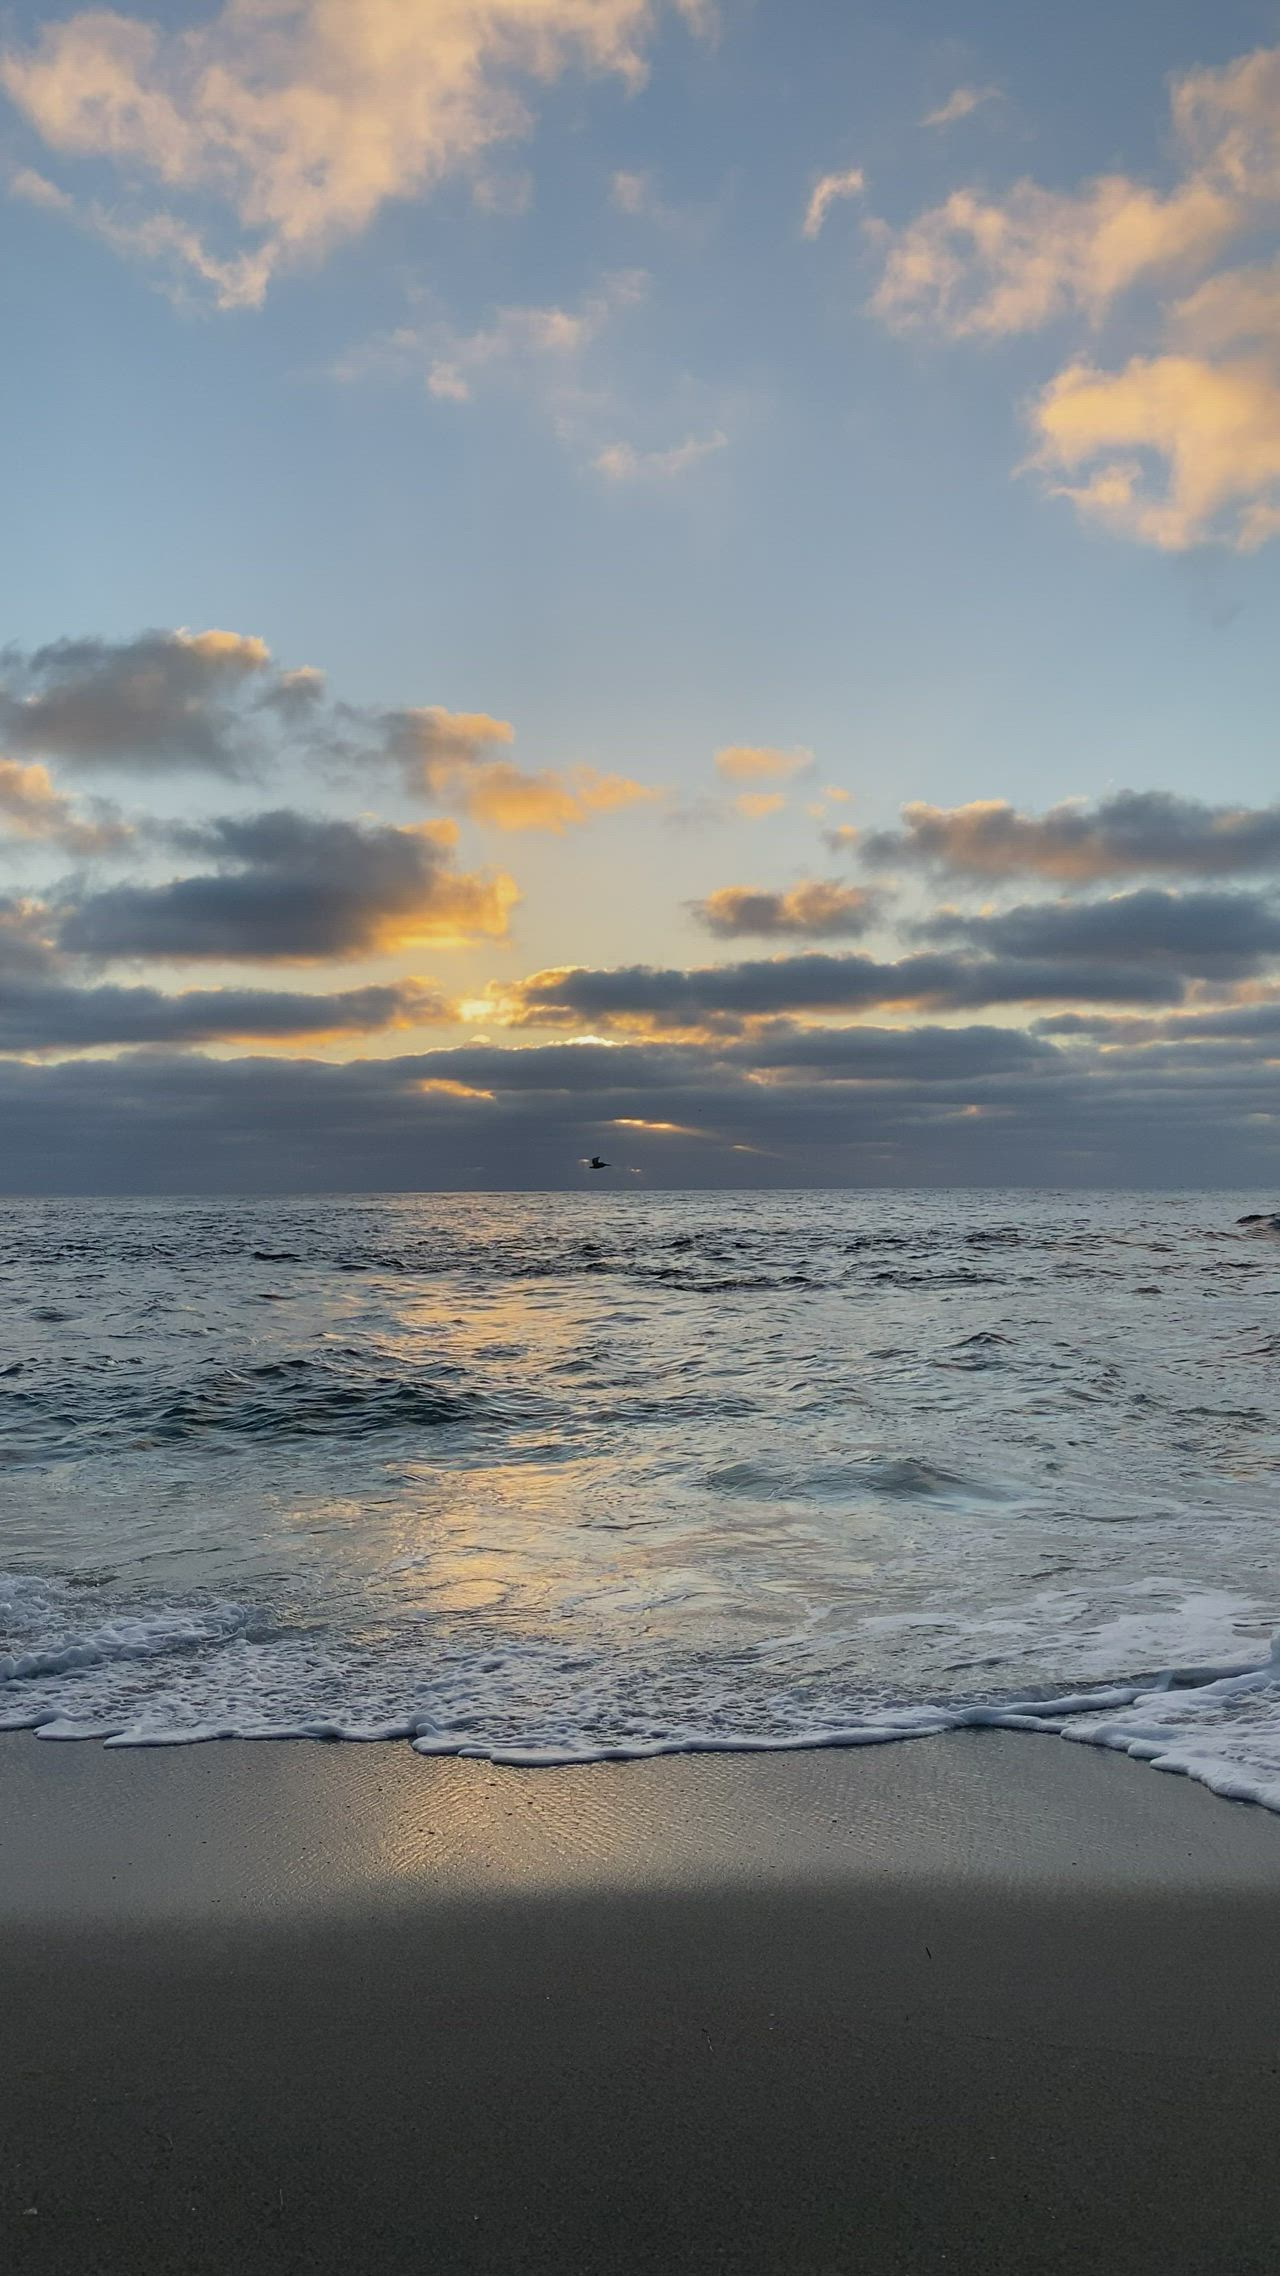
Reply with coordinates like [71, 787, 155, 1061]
[5, 1567, 1280, 1815]
[1053, 1641, 1280, 1812]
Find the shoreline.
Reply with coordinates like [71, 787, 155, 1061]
[4, 1732, 1280, 2272]
[4, 1718, 1280, 1922]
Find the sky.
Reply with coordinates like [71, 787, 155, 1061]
[2, 0, 1280, 1190]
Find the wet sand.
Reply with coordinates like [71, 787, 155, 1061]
[3, 1729, 1280, 2273]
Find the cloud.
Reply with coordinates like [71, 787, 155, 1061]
[715, 745, 815, 784]
[862, 793, 1280, 881]
[1172, 44, 1280, 204]
[870, 176, 1240, 338]
[8, 163, 73, 212]
[336, 268, 731, 486]
[806, 785, 851, 824]
[733, 792, 787, 821]
[1172, 253, 1280, 355]
[0, 628, 284, 774]
[607, 167, 696, 230]
[334, 271, 724, 478]
[456, 764, 656, 831]
[59, 810, 517, 964]
[0, 976, 455, 1055]
[738, 1020, 1052, 1080]
[470, 170, 534, 218]
[608, 163, 722, 243]
[593, 430, 728, 480]
[8, 1010, 1280, 1192]
[870, 39, 1280, 550]
[340, 272, 648, 402]
[0, 627, 650, 837]
[611, 168, 652, 215]
[875, 44, 1280, 339]
[918, 888, 1280, 979]
[692, 881, 880, 938]
[802, 168, 865, 239]
[257, 665, 327, 718]
[432, 293, 615, 395]
[822, 822, 859, 855]
[1029, 350, 1280, 551]
[494, 946, 1186, 1036]
[0, 758, 129, 854]
[0, 896, 59, 980]
[921, 86, 1001, 130]
[8, 167, 227, 304]
[379, 707, 657, 832]
[0, 0, 694, 306]
[380, 706, 516, 776]
[1033, 997, 1280, 1048]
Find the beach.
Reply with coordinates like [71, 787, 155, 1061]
[4, 1731, 1280, 2274]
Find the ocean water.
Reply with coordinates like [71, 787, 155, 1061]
[3, 1190, 1280, 1810]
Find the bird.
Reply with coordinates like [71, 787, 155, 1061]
[587, 1155, 610, 1170]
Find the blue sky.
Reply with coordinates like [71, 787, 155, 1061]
[2, 0, 1280, 1186]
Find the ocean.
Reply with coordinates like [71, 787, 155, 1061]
[2, 1189, 1279, 1808]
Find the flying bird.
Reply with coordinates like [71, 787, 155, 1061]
[586, 1155, 610, 1170]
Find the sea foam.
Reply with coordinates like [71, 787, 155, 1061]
[4, 1568, 1280, 1814]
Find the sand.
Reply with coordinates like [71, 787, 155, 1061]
[3, 1729, 1280, 2273]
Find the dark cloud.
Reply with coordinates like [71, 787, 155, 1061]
[0, 895, 59, 980]
[59, 810, 517, 963]
[252, 667, 327, 718]
[692, 882, 880, 939]
[861, 793, 1280, 882]
[734, 1021, 1055, 1079]
[0, 978, 452, 1055]
[0, 1026, 1276, 1193]
[1035, 999, 1280, 1050]
[918, 890, 1280, 979]
[0, 629, 290, 775]
[501, 948, 1184, 1032]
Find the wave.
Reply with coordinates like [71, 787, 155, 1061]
[4, 1571, 1280, 1812]
[1, 1349, 535, 1461]
[145, 1357, 486, 1444]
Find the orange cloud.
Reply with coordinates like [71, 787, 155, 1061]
[867, 40, 1280, 550]
[418, 1077, 496, 1101]
[733, 792, 787, 820]
[463, 762, 659, 832]
[392, 708, 516, 785]
[716, 745, 814, 784]
[1, 0, 693, 305]
[871, 175, 1240, 337]
[612, 1116, 704, 1134]
[1031, 352, 1280, 550]
[802, 168, 865, 239]
[872, 43, 1280, 341]
[0, 757, 128, 853]
[386, 706, 657, 832]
